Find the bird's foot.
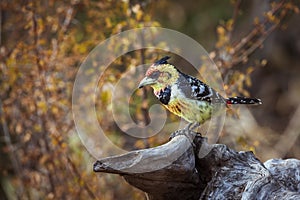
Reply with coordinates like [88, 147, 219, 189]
[184, 122, 201, 134]
[169, 129, 197, 149]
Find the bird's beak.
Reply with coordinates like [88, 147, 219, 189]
[138, 77, 156, 89]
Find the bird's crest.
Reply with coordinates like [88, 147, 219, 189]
[153, 56, 171, 65]
[146, 56, 172, 77]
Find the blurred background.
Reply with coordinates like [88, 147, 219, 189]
[0, 0, 299, 199]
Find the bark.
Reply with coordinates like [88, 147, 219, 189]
[93, 130, 300, 200]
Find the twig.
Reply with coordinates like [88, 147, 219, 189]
[231, 0, 285, 58]
[227, 0, 241, 42]
[0, 99, 25, 199]
[218, 0, 290, 69]
[231, 23, 277, 65]
[61, 7, 74, 34]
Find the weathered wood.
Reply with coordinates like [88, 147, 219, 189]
[93, 130, 300, 200]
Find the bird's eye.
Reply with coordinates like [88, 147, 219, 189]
[149, 71, 160, 79]
[165, 72, 171, 79]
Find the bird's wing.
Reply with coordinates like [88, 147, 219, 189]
[177, 73, 224, 103]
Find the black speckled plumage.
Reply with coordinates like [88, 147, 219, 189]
[157, 86, 171, 105]
[178, 73, 213, 101]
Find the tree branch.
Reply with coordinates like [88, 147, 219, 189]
[93, 130, 300, 200]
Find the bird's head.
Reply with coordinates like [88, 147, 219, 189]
[138, 56, 179, 91]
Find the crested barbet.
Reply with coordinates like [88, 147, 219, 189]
[138, 56, 262, 130]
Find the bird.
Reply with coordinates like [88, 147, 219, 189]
[138, 56, 262, 130]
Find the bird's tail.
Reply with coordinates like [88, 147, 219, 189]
[226, 96, 262, 105]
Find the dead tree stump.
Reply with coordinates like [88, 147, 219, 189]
[93, 130, 300, 200]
